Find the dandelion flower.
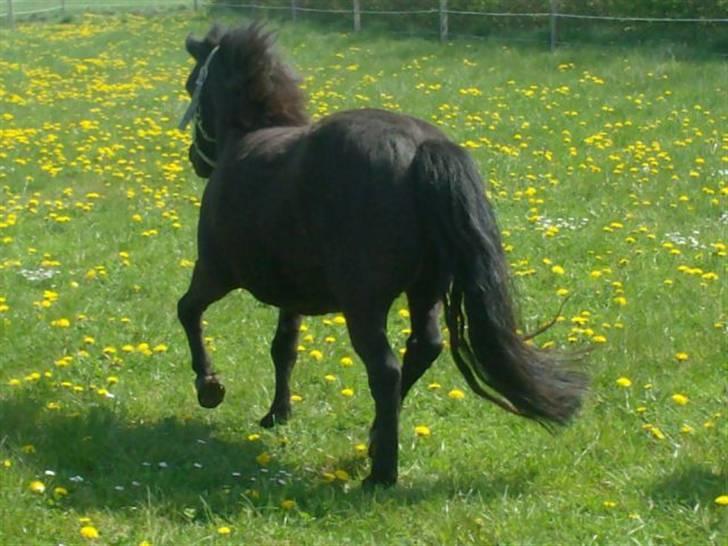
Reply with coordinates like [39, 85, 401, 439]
[671, 394, 689, 406]
[79, 526, 99, 539]
[675, 352, 689, 362]
[341, 388, 354, 397]
[309, 349, 323, 361]
[339, 356, 353, 367]
[448, 389, 465, 400]
[255, 452, 271, 466]
[53, 486, 69, 497]
[616, 377, 632, 388]
[414, 425, 431, 437]
[354, 443, 367, 455]
[715, 495, 728, 506]
[29, 480, 46, 494]
[280, 499, 296, 510]
[334, 469, 350, 481]
[217, 526, 232, 535]
[428, 382, 441, 390]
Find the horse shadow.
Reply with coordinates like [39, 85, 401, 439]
[649, 464, 726, 509]
[0, 390, 535, 519]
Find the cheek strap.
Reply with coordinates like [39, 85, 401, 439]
[178, 45, 220, 130]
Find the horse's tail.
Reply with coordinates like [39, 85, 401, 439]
[411, 139, 587, 427]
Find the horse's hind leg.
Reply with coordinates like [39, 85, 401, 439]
[400, 288, 444, 402]
[177, 260, 233, 408]
[260, 309, 302, 428]
[346, 309, 401, 487]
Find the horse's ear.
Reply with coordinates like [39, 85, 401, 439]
[185, 34, 205, 61]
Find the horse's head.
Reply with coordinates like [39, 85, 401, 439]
[180, 23, 308, 178]
[181, 25, 225, 178]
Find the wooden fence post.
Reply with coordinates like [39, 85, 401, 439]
[353, 0, 360, 32]
[439, 0, 448, 42]
[550, 0, 559, 51]
[6, 0, 13, 28]
[291, 0, 297, 22]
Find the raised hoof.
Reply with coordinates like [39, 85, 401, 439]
[196, 376, 225, 408]
[260, 410, 290, 429]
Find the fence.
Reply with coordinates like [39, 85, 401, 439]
[4, 0, 728, 52]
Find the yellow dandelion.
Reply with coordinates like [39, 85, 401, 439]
[354, 443, 367, 455]
[427, 382, 441, 390]
[29, 480, 46, 494]
[414, 425, 431, 437]
[53, 486, 69, 498]
[715, 495, 728, 506]
[675, 352, 689, 362]
[51, 318, 71, 328]
[339, 356, 354, 367]
[79, 526, 99, 539]
[341, 387, 354, 397]
[448, 389, 466, 400]
[671, 394, 689, 406]
[309, 349, 323, 361]
[290, 394, 303, 403]
[334, 469, 350, 481]
[217, 526, 232, 536]
[551, 265, 565, 275]
[280, 499, 296, 510]
[255, 452, 271, 466]
[616, 377, 632, 388]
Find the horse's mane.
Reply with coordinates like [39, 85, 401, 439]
[207, 23, 309, 129]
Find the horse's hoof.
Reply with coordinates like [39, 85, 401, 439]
[196, 376, 225, 408]
[362, 473, 397, 489]
[260, 409, 290, 429]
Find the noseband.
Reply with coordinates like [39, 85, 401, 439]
[179, 45, 220, 169]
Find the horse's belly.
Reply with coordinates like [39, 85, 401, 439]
[240, 265, 340, 316]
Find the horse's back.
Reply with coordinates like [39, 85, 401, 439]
[297, 109, 447, 310]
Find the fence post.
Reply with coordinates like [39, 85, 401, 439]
[439, 0, 448, 42]
[549, 0, 559, 51]
[291, 0, 297, 22]
[353, 0, 361, 32]
[6, 0, 13, 28]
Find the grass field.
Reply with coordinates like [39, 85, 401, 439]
[0, 9, 726, 546]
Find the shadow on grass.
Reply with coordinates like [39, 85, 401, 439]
[0, 390, 534, 520]
[649, 464, 726, 508]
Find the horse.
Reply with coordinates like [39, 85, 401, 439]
[177, 23, 587, 487]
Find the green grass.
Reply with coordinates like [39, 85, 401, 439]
[1, 10, 727, 546]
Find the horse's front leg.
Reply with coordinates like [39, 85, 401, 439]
[177, 260, 232, 408]
[346, 311, 401, 487]
[260, 309, 302, 428]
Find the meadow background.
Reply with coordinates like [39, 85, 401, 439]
[0, 5, 726, 545]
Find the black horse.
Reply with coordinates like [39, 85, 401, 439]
[177, 23, 587, 486]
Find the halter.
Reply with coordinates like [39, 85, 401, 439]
[179, 46, 220, 169]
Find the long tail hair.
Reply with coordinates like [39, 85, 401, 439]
[412, 139, 587, 427]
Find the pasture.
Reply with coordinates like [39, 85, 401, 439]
[0, 9, 726, 545]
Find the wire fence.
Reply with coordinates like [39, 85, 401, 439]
[4, 0, 728, 52]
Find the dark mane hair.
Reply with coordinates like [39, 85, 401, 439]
[213, 23, 309, 129]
